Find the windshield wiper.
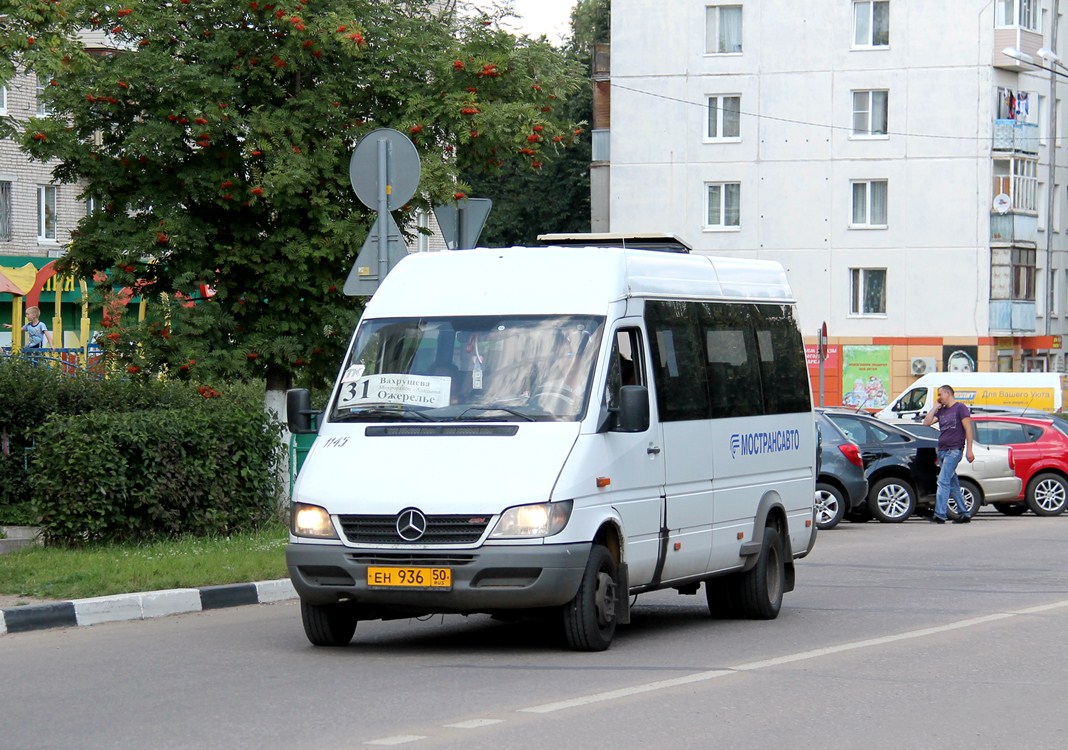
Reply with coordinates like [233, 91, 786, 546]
[458, 405, 538, 422]
[333, 406, 438, 423]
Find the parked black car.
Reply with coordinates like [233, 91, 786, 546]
[819, 408, 939, 523]
[814, 411, 869, 529]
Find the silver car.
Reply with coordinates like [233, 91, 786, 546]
[894, 422, 1021, 515]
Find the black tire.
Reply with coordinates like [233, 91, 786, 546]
[301, 600, 358, 647]
[949, 478, 982, 520]
[562, 544, 618, 652]
[868, 476, 916, 523]
[736, 526, 785, 620]
[705, 575, 743, 619]
[814, 482, 847, 530]
[1026, 472, 1068, 516]
[993, 501, 1029, 516]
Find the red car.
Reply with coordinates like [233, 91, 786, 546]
[969, 415, 1068, 516]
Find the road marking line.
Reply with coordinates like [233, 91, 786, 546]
[365, 735, 427, 746]
[520, 670, 735, 714]
[520, 600, 1068, 716]
[445, 719, 504, 729]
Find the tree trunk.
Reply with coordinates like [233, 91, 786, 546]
[266, 364, 294, 514]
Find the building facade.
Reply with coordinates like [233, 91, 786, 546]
[608, 0, 1068, 406]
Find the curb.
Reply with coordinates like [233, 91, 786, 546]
[0, 579, 297, 636]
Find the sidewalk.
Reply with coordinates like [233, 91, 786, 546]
[0, 579, 298, 636]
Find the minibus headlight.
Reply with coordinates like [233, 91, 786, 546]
[291, 503, 339, 539]
[490, 500, 573, 538]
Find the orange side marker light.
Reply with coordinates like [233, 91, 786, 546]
[596, 476, 611, 488]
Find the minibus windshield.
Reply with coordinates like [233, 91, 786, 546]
[330, 315, 605, 423]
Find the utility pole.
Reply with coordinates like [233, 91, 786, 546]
[1046, 0, 1060, 340]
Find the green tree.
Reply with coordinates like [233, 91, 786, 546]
[0, 0, 582, 400]
[461, 0, 609, 247]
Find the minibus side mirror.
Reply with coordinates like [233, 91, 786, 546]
[614, 385, 650, 433]
[287, 388, 318, 434]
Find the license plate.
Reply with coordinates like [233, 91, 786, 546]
[367, 566, 452, 589]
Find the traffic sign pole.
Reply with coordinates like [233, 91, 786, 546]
[377, 138, 389, 283]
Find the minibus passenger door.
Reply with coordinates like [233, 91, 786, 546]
[599, 328, 665, 589]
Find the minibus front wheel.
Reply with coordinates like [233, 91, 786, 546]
[301, 600, 359, 647]
[562, 544, 618, 652]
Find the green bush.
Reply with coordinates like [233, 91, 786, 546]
[29, 402, 283, 545]
[0, 358, 283, 542]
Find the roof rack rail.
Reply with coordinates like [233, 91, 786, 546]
[536, 233, 691, 253]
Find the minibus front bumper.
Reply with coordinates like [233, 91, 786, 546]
[286, 541, 592, 613]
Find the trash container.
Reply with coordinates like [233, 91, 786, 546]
[289, 432, 317, 493]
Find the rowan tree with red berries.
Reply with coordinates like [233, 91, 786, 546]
[0, 0, 582, 403]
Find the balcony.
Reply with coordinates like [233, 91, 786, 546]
[990, 212, 1038, 245]
[989, 300, 1037, 334]
[993, 119, 1039, 154]
[993, 27, 1043, 70]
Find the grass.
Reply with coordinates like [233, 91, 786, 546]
[0, 523, 289, 602]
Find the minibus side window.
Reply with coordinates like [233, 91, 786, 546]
[605, 328, 645, 409]
[701, 302, 763, 419]
[753, 304, 811, 414]
[646, 301, 710, 421]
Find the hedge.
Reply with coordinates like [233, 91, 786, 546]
[0, 358, 283, 544]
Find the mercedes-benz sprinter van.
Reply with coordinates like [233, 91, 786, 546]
[285, 245, 817, 651]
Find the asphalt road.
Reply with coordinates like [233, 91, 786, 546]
[3, 510, 1067, 750]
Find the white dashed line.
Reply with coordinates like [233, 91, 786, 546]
[365, 735, 427, 746]
[445, 719, 505, 729]
[362, 597, 1068, 744]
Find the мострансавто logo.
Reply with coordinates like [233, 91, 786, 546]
[730, 429, 801, 459]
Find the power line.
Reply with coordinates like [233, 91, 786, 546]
[610, 80, 1056, 144]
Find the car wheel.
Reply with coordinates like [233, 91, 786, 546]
[562, 544, 618, 651]
[1026, 472, 1068, 516]
[993, 501, 1028, 516]
[868, 476, 916, 523]
[949, 478, 982, 520]
[814, 482, 847, 530]
[300, 600, 358, 647]
[735, 526, 785, 620]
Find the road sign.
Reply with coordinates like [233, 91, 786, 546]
[343, 212, 410, 296]
[433, 198, 493, 250]
[349, 129, 421, 211]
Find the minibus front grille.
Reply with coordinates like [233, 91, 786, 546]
[338, 515, 490, 545]
[347, 553, 477, 566]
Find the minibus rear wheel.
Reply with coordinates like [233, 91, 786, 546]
[736, 526, 784, 620]
[562, 544, 618, 652]
[301, 600, 358, 647]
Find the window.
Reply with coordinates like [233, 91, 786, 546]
[37, 185, 57, 241]
[996, 0, 1038, 30]
[851, 179, 888, 227]
[853, 1, 889, 47]
[852, 90, 888, 136]
[850, 268, 887, 315]
[415, 209, 430, 252]
[605, 328, 646, 412]
[751, 304, 811, 414]
[993, 158, 1038, 213]
[85, 195, 100, 216]
[707, 95, 741, 140]
[706, 182, 741, 228]
[705, 5, 743, 54]
[646, 301, 711, 421]
[36, 75, 52, 117]
[0, 182, 11, 240]
[0, 84, 7, 114]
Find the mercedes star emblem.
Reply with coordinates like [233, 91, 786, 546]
[395, 508, 427, 542]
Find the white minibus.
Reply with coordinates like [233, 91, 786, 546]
[286, 245, 817, 651]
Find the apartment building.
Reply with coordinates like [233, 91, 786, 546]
[607, 0, 1068, 405]
[0, 69, 85, 260]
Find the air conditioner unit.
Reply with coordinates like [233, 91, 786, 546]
[911, 357, 937, 376]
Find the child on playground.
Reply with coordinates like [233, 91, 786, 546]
[3, 305, 53, 349]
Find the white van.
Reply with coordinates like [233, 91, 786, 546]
[875, 372, 1068, 422]
[285, 246, 817, 651]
